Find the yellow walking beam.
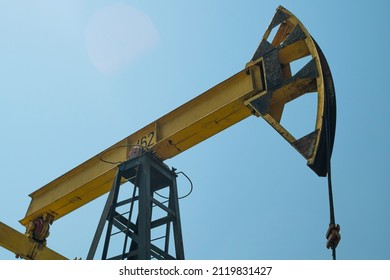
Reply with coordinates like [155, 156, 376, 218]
[19, 6, 336, 231]
[0, 222, 67, 260]
[20, 66, 264, 226]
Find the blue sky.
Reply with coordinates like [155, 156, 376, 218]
[0, 1, 389, 260]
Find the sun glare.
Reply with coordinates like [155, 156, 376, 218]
[85, 4, 159, 75]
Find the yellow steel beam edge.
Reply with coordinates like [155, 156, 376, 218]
[0, 222, 67, 260]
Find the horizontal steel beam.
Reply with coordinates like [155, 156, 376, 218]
[20, 65, 264, 226]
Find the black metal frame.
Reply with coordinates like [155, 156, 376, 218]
[87, 152, 185, 260]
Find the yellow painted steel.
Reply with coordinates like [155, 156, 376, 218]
[20, 65, 265, 226]
[0, 222, 67, 260]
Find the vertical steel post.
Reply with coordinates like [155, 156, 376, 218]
[170, 173, 185, 259]
[137, 155, 152, 260]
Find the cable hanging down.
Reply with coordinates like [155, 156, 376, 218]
[324, 89, 340, 260]
[325, 160, 340, 260]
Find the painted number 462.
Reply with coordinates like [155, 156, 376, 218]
[136, 131, 156, 148]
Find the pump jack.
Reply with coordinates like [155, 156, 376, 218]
[0, 6, 338, 260]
